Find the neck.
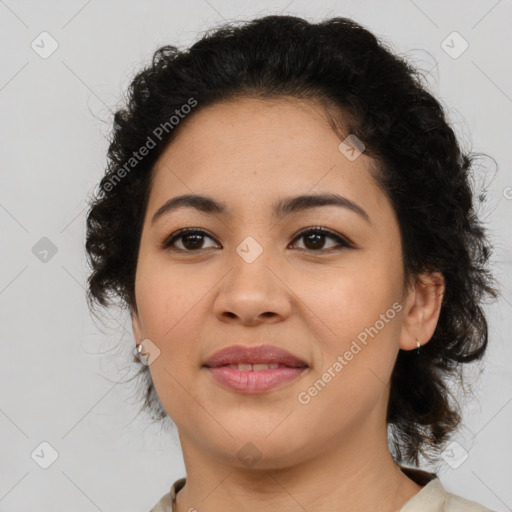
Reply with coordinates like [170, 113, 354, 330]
[174, 420, 422, 512]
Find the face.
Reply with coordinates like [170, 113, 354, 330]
[131, 97, 432, 470]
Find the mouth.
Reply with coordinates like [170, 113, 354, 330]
[217, 363, 298, 370]
[203, 344, 308, 369]
[203, 344, 309, 394]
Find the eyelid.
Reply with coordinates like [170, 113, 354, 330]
[160, 227, 217, 251]
[291, 226, 354, 249]
[161, 226, 354, 251]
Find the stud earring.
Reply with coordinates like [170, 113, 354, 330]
[135, 337, 149, 365]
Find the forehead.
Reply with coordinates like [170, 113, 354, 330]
[157, 97, 351, 172]
[148, 97, 390, 223]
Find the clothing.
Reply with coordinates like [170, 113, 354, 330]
[149, 466, 494, 511]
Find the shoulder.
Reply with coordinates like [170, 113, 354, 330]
[148, 477, 186, 512]
[398, 467, 494, 512]
[148, 492, 173, 512]
[444, 489, 495, 511]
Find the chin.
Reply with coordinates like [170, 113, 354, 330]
[203, 429, 309, 470]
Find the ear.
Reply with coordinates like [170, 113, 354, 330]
[398, 271, 445, 351]
[131, 309, 144, 345]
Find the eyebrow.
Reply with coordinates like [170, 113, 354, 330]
[151, 192, 371, 225]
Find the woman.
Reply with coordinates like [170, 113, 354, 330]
[85, 14, 499, 511]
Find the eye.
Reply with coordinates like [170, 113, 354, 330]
[289, 226, 353, 252]
[161, 226, 353, 253]
[161, 228, 219, 252]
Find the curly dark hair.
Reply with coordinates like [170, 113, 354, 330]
[85, 14, 499, 465]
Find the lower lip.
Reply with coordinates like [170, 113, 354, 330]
[205, 366, 307, 393]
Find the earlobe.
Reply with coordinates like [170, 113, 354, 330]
[398, 271, 445, 351]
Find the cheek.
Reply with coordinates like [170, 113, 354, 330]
[294, 276, 401, 428]
[136, 254, 198, 327]
[291, 254, 403, 394]
[134, 260, 206, 367]
[135, 263, 209, 421]
[295, 254, 402, 342]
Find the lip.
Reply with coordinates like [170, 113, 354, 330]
[203, 344, 308, 368]
[203, 344, 309, 394]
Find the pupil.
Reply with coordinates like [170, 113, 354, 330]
[184, 234, 203, 249]
[305, 233, 324, 250]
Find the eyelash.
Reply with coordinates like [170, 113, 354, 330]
[161, 226, 354, 253]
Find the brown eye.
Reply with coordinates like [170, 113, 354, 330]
[290, 227, 353, 252]
[162, 229, 218, 252]
[162, 226, 352, 253]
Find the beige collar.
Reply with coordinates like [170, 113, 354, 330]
[165, 467, 442, 511]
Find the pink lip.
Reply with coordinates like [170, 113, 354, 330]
[203, 344, 308, 368]
[203, 344, 309, 394]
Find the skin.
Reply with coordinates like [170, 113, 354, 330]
[130, 97, 445, 512]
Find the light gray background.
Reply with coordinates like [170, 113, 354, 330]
[1, 0, 511, 511]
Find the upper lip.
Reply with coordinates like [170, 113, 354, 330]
[203, 344, 308, 368]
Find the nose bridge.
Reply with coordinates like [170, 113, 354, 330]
[229, 233, 276, 294]
[213, 232, 291, 323]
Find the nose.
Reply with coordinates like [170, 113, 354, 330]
[212, 249, 292, 326]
